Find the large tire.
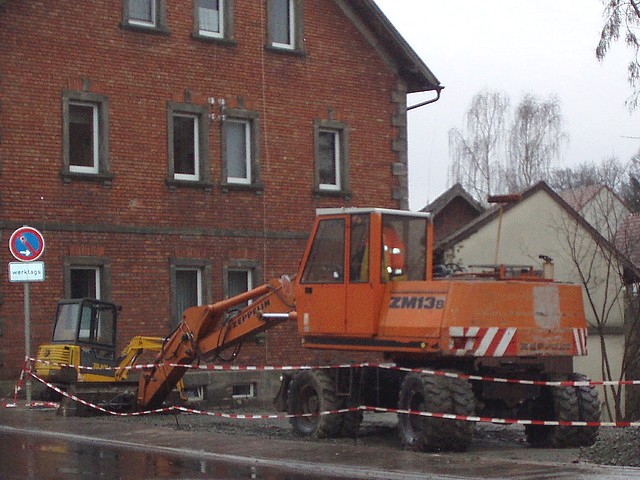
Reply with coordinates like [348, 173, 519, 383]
[397, 372, 475, 452]
[525, 373, 594, 448]
[287, 370, 343, 438]
[571, 373, 600, 447]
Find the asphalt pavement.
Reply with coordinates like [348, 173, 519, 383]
[1, 404, 640, 479]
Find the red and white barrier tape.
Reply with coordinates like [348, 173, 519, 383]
[28, 357, 640, 388]
[4, 369, 638, 428]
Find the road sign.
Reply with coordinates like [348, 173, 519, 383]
[9, 226, 45, 262]
[9, 261, 45, 282]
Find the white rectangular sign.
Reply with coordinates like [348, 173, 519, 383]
[9, 261, 45, 282]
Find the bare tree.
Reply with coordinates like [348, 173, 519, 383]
[620, 151, 640, 212]
[448, 90, 509, 201]
[449, 90, 566, 202]
[597, 0, 640, 110]
[548, 156, 640, 214]
[555, 204, 633, 420]
[505, 95, 566, 192]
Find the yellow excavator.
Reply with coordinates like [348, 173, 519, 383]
[34, 298, 188, 411]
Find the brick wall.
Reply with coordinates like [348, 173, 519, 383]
[0, 1, 404, 378]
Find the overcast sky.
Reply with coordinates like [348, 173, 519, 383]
[373, 0, 640, 210]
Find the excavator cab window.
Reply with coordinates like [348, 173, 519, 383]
[301, 218, 345, 283]
[349, 214, 370, 283]
[381, 214, 427, 282]
[52, 299, 117, 348]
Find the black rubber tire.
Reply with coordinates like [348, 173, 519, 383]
[287, 370, 343, 438]
[525, 374, 581, 448]
[571, 372, 600, 447]
[397, 372, 475, 452]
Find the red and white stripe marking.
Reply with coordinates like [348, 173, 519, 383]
[449, 327, 588, 357]
[449, 327, 517, 356]
[574, 328, 588, 356]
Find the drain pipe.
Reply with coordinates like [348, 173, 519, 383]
[407, 86, 443, 111]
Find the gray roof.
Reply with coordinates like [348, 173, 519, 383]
[338, 0, 442, 93]
[421, 183, 484, 215]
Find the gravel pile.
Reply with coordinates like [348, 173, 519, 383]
[580, 427, 640, 467]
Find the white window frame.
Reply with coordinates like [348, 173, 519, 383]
[318, 129, 341, 191]
[172, 112, 200, 182]
[232, 382, 256, 399]
[128, 0, 157, 27]
[68, 101, 100, 175]
[70, 266, 102, 300]
[228, 268, 254, 293]
[226, 119, 252, 185]
[270, 0, 295, 50]
[198, 0, 225, 38]
[176, 267, 203, 306]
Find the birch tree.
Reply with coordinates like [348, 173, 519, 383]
[597, 0, 640, 110]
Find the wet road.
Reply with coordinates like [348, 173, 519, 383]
[2, 406, 640, 479]
[0, 431, 336, 480]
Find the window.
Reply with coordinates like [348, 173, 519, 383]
[64, 256, 111, 301]
[62, 91, 111, 182]
[381, 215, 427, 282]
[122, 0, 168, 32]
[167, 102, 211, 187]
[232, 382, 256, 399]
[222, 109, 261, 190]
[194, 0, 234, 41]
[225, 120, 250, 183]
[223, 261, 259, 307]
[175, 268, 202, 321]
[267, 0, 304, 52]
[349, 214, 370, 283]
[301, 219, 345, 284]
[71, 267, 101, 299]
[313, 120, 349, 198]
[68, 103, 98, 174]
[129, 0, 155, 26]
[318, 130, 340, 190]
[170, 259, 212, 327]
[228, 269, 253, 296]
[174, 113, 199, 181]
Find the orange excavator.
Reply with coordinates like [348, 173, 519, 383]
[40, 207, 600, 451]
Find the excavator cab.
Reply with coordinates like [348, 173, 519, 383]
[295, 208, 432, 342]
[35, 298, 119, 383]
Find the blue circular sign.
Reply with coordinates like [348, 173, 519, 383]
[9, 226, 45, 262]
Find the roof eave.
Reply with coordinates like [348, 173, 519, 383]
[339, 0, 442, 94]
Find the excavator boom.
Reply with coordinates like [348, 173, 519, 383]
[137, 276, 295, 410]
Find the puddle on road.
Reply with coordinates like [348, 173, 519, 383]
[0, 432, 339, 479]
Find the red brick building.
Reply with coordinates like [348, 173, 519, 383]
[0, 0, 440, 380]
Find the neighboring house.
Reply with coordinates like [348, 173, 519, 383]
[421, 183, 484, 245]
[560, 184, 631, 240]
[438, 181, 639, 418]
[0, 1, 442, 382]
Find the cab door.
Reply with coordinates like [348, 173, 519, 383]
[345, 213, 380, 335]
[296, 217, 347, 334]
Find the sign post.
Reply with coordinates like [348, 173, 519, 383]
[8, 226, 45, 404]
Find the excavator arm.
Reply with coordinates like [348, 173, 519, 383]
[137, 276, 296, 410]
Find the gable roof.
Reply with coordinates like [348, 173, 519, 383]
[616, 214, 640, 267]
[421, 183, 484, 216]
[559, 184, 604, 211]
[336, 0, 442, 93]
[559, 184, 629, 213]
[437, 181, 640, 276]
